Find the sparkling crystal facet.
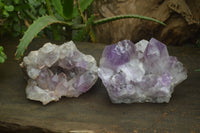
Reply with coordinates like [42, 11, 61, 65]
[21, 41, 98, 105]
[98, 38, 187, 103]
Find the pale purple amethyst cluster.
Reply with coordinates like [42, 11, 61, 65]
[98, 38, 187, 103]
[21, 41, 98, 105]
[22, 39, 187, 105]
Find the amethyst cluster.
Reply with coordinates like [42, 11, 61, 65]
[21, 38, 187, 105]
[98, 38, 187, 103]
[21, 41, 98, 105]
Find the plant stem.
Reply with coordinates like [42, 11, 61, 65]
[94, 14, 166, 26]
[24, 10, 37, 20]
[76, 0, 86, 23]
[89, 25, 96, 42]
[45, 0, 53, 16]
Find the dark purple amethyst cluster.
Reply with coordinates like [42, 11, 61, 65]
[98, 38, 187, 103]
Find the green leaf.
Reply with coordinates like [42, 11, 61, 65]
[45, 0, 53, 15]
[0, 56, 5, 63]
[72, 0, 94, 18]
[28, 1, 37, 14]
[14, 0, 20, 4]
[0, 46, 4, 51]
[15, 15, 72, 60]
[62, 0, 74, 19]
[39, 7, 46, 15]
[4, 5, 14, 12]
[51, 0, 63, 17]
[3, 10, 9, 17]
[195, 69, 200, 72]
[0, 46, 7, 63]
[94, 14, 166, 26]
[52, 28, 62, 40]
[73, 26, 87, 41]
[28, 0, 40, 7]
[0, 2, 4, 9]
[0, 51, 6, 58]
[73, 15, 95, 41]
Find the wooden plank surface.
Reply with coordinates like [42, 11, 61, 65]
[0, 38, 200, 133]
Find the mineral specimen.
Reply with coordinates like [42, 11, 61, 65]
[98, 38, 187, 103]
[21, 41, 98, 105]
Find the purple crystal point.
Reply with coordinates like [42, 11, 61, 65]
[144, 38, 169, 63]
[144, 38, 170, 74]
[98, 38, 187, 103]
[21, 41, 98, 105]
[103, 40, 136, 66]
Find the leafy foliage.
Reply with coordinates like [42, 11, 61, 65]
[72, 0, 94, 18]
[15, 0, 97, 59]
[15, 16, 69, 59]
[15, 0, 166, 60]
[63, 0, 74, 19]
[73, 15, 95, 41]
[0, 0, 48, 37]
[0, 46, 7, 63]
[50, 0, 63, 17]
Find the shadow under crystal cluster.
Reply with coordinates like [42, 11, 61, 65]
[21, 41, 98, 105]
[98, 38, 187, 103]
